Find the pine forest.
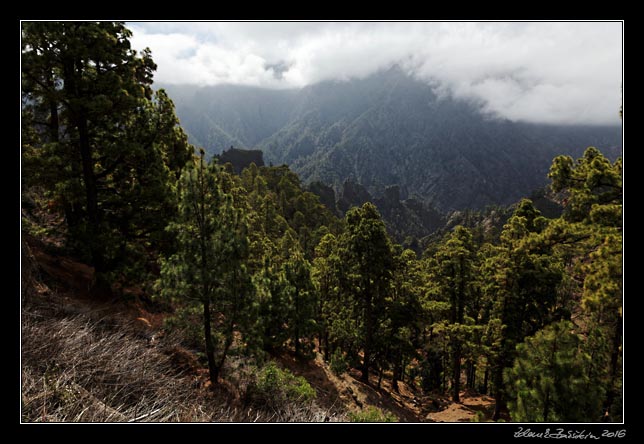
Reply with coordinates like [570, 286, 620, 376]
[20, 21, 623, 425]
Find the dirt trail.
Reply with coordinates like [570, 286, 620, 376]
[427, 390, 496, 422]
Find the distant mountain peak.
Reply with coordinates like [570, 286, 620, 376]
[162, 72, 621, 211]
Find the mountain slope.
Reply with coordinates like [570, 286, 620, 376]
[166, 83, 300, 152]
[161, 68, 621, 211]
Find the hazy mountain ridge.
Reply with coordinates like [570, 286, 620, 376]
[161, 67, 621, 212]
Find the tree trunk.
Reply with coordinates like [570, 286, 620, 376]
[392, 357, 401, 393]
[79, 115, 106, 271]
[47, 78, 80, 231]
[361, 348, 370, 382]
[493, 292, 513, 421]
[467, 360, 476, 390]
[492, 357, 507, 420]
[46, 71, 59, 143]
[493, 391, 504, 421]
[604, 316, 622, 414]
[452, 340, 461, 402]
[482, 364, 489, 394]
[492, 348, 506, 420]
[64, 56, 104, 274]
[543, 388, 550, 422]
[400, 357, 406, 384]
[199, 156, 217, 384]
[203, 298, 217, 385]
[214, 332, 234, 384]
[361, 291, 373, 382]
[214, 269, 239, 381]
[294, 289, 300, 356]
[442, 344, 447, 392]
[323, 331, 329, 362]
[64, 154, 83, 232]
[318, 281, 326, 358]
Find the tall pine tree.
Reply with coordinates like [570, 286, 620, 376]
[485, 200, 564, 419]
[431, 226, 477, 402]
[22, 22, 191, 286]
[159, 153, 253, 384]
[337, 203, 393, 382]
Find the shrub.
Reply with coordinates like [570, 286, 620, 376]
[329, 349, 349, 375]
[245, 361, 316, 408]
[470, 410, 485, 422]
[348, 406, 397, 422]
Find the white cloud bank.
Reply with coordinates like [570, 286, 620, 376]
[128, 21, 622, 125]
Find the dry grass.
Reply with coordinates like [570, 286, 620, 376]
[21, 296, 349, 422]
[20, 252, 347, 422]
[22, 301, 222, 422]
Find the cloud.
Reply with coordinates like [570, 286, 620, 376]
[128, 21, 622, 125]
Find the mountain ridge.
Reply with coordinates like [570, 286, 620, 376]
[161, 67, 621, 212]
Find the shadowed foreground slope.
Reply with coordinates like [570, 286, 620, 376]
[20, 236, 344, 423]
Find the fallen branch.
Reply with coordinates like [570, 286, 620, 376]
[128, 408, 161, 422]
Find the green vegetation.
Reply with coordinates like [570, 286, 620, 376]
[21, 22, 622, 423]
[158, 152, 254, 385]
[504, 321, 600, 422]
[22, 22, 191, 288]
[245, 362, 316, 408]
[349, 406, 398, 422]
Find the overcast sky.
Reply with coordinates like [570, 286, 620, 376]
[128, 22, 622, 126]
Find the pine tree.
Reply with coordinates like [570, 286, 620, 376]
[485, 200, 564, 419]
[280, 234, 318, 357]
[337, 203, 394, 382]
[549, 147, 621, 226]
[312, 233, 341, 361]
[549, 147, 622, 420]
[387, 247, 423, 391]
[159, 154, 253, 385]
[505, 320, 602, 422]
[22, 22, 192, 286]
[583, 234, 622, 420]
[255, 255, 289, 351]
[430, 226, 477, 402]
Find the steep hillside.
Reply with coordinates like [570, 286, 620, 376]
[164, 83, 300, 152]
[23, 232, 479, 423]
[162, 67, 621, 212]
[337, 180, 445, 245]
[21, 233, 345, 422]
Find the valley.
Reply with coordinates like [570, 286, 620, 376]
[163, 67, 621, 212]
